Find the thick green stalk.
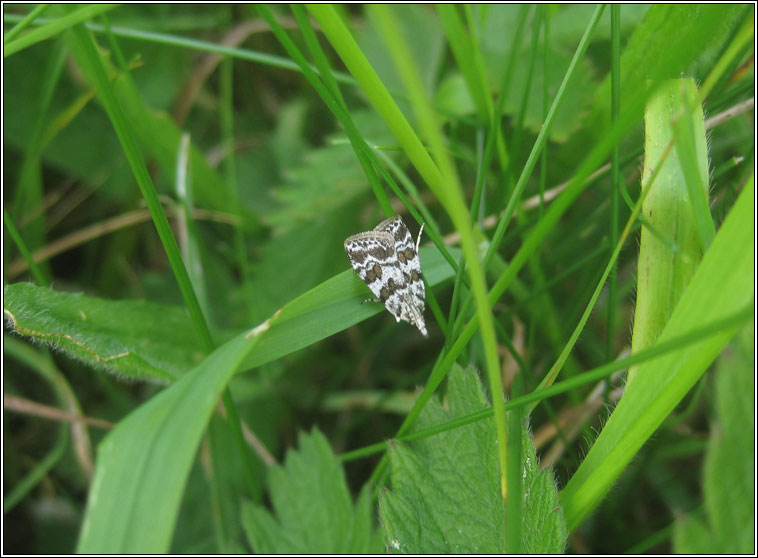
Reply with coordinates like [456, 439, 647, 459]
[628, 79, 709, 384]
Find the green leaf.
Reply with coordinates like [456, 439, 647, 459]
[674, 515, 717, 554]
[437, 5, 492, 124]
[76, 319, 274, 553]
[3, 282, 203, 382]
[434, 72, 477, 118]
[241, 429, 382, 554]
[560, 180, 754, 530]
[379, 365, 566, 553]
[674, 324, 755, 554]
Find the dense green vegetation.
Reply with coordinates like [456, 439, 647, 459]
[3, 4, 754, 553]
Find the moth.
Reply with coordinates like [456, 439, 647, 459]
[344, 216, 428, 337]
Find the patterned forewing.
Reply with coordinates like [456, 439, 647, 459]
[375, 217, 425, 303]
[344, 231, 406, 315]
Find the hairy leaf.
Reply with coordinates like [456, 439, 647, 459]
[4, 282, 202, 382]
[379, 365, 566, 553]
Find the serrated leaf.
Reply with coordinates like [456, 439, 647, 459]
[3, 282, 203, 382]
[267, 111, 394, 230]
[379, 365, 566, 553]
[674, 324, 755, 554]
[241, 429, 382, 554]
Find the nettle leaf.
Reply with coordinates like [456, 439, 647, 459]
[241, 429, 382, 554]
[267, 111, 395, 230]
[674, 324, 755, 554]
[3, 282, 203, 382]
[379, 365, 566, 553]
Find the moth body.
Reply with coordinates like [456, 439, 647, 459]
[344, 216, 428, 337]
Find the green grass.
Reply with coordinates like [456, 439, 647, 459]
[3, 4, 754, 554]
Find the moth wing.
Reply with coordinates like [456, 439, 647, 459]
[374, 216, 410, 241]
[375, 217, 425, 304]
[344, 230, 398, 302]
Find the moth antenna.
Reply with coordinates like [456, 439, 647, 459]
[415, 222, 425, 253]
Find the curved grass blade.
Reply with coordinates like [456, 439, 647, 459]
[76, 317, 276, 553]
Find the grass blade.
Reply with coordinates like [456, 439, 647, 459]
[76, 317, 275, 553]
[3, 210, 49, 286]
[4, 4, 118, 57]
[3, 4, 50, 43]
[63, 22, 214, 352]
[363, 3, 506, 502]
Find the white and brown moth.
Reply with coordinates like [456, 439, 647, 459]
[344, 216, 428, 337]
